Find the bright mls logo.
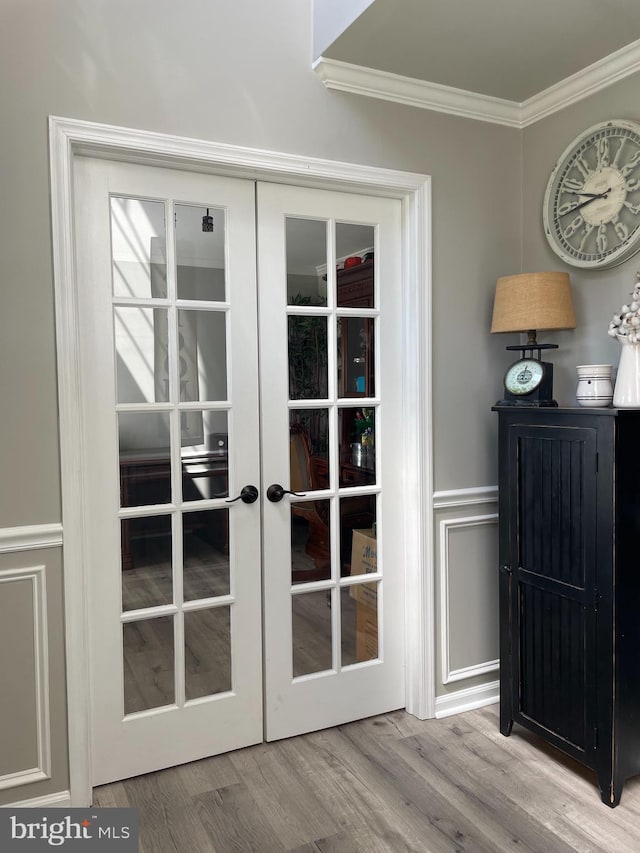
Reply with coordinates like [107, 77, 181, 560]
[0, 809, 138, 851]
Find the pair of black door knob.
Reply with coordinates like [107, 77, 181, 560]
[225, 484, 304, 504]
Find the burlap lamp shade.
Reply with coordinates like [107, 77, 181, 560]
[491, 272, 576, 344]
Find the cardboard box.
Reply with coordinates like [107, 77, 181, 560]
[350, 528, 377, 576]
[355, 601, 378, 661]
[349, 528, 378, 660]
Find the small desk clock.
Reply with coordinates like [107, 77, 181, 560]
[497, 344, 558, 407]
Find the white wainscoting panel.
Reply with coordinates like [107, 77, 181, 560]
[434, 487, 499, 717]
[439, 513, 499, 684]
[0, 565, 51, 792]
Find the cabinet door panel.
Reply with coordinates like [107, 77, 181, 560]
[507, 423, 597, 761]
[519, 583, 587, 749]
[517, 432, 591, 587]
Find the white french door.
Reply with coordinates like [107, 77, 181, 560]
[258, 183, 404, 739]
[73, 158, 404, 786]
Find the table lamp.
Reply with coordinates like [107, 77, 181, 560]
[491, 271, 576, 406]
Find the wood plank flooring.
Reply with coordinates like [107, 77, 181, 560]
[93, 704, 640, 852]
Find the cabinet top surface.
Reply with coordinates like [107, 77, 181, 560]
[491, 406, 639, 417]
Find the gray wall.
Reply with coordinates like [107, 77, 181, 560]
[0, 0, 522, 801]
[522, 72, 640, 400]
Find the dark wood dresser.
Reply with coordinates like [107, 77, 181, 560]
[493, 406, 640, 806]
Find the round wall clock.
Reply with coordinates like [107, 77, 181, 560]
[543, 119, 640, 269]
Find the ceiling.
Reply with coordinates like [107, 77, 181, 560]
[319, 0, 640, 104]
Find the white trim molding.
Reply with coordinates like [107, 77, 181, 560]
[439, 514, 499, 685]
[314, 38, 640, 128]
[520, 38, 640, 127]
[48, 115, 434, 805]
[0, 524, 63, 554]
[435, 680, 499, 719]
[1, 791, 72, 809]
[313, 57, 521, 128]
[433, 485, 497, 510]
[0, 565, 51, 792]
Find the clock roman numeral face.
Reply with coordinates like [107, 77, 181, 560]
[543, 121, 640, 269]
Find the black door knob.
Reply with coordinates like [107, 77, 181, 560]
[225, 485, 259, 504]
[266, 483, 305, 502]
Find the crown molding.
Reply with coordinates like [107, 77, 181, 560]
[520, 38, 640, 127]
[314, 38, 640, 128]
[312, 56, 522, 127]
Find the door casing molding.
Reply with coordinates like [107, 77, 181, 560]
[48, 115, 434, 807]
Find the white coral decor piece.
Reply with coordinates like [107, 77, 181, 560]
[608, 272, 640, 342]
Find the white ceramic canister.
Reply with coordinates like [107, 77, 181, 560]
[576, 364, 613, 407]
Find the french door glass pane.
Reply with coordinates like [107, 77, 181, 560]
[336, 222, 375, 308]
[114, 306, 169, 404]
[341, 583, 379, 666]
[121, 515, 173, 611]
[123, 616, 175, 714]
[291, 499, 331, 585]
[111, 197, 167, 299]
[337, 317, 375, 398]
[118, 412, 171, 507]
[286, 217, 328, 307]
[289, 409, 329, 487]
[288, 316, 328, 400]
[338, 408, 376, 487]
[177, 310, 227, 402]
[340, 497, 376, 576]
[175, 204, 226, 302]
[183, 509, 230, 600]
[292, 591, 332, 677]
[184, 607, 231, 700]
[181, 410, 229, 501]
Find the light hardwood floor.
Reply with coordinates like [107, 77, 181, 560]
[93, 704, 640, 852]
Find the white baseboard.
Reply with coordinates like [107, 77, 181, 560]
[1, 790, 72, 809]
[435, 680, 499, 719]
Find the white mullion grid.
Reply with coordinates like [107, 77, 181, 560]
[180, 497, 230, 511]
[290, 578, 333, 595]
[284, 489, 332, 505]
[336, 484, 381, 499]
[335, 395, 380, 407]
[327, 218, 342, 674]
[182, 594, 234, 612]
[285, 305, 332, 318]
[373, 245, 382, 658]
[112, 297, 171, 309]
[326, 218, 336, 311]
[166, 198, 186, 708]
[121, 603, 178, 623]
[118, 503, 177, 520]
[338, 571, 382, 588]
[335, 307, 378, 319]
[175, 299, 230, 312]
[287, 399, 330, 410]
[115, 403, 173, 414]
[223, 286, 234, 505]
[178, 400, 230, 413]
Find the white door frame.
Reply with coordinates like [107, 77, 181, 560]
[48, 115, 434, 807]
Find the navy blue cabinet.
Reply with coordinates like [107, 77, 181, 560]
[494, 406, 640, 807]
